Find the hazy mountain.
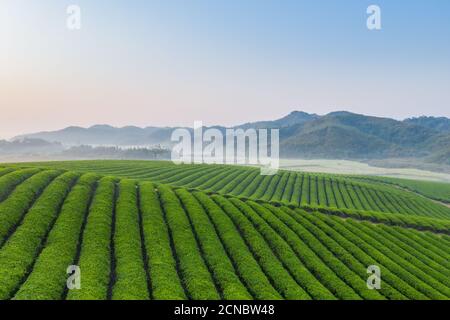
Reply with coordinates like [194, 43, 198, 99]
[238, 111, 319, 129]
[14, 125, 176, 146]
[13, 111, 450, 165]
[427, 149, 450, 165]
[404, 116, 450, 133]
[0, 138, 63, 154]
[279, 112, 446, 159]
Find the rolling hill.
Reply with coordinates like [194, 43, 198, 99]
[0, 160, 448, 300]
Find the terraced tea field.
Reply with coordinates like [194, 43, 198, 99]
[16, 160, 450, 219]
[352, 176, 450, 204]
[0, 161, 449, 300]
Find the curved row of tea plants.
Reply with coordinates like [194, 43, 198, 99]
[9, 161, 450, 219]
[0, 165, 448, 300]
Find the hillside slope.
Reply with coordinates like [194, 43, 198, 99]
[0, 165, 448, 300]
[352, 176, 450, 204]
[15, 160, 450, 220]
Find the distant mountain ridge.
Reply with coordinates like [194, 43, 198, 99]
[279, 112, 450, 159]
[14, 125, 177, 146]
[13, 111, 450, 165]
[238, 111, 320, 129]
[404, 116, 450, 133]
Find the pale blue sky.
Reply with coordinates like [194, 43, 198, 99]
[1, 0, 450, 138]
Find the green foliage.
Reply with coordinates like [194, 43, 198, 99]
[67, 177, 116, 300]
[175, 188, 252, 300]
[11, 160, 450, 218]
[112, 179, 149, 300]
[13, 173, 97, 300]
[139, 182, 186, 300]
[0, 161, 449, 300]
[249, 202, 380, 300]
[193, 192, 282, 300]
[159, 185, 220, 300]
[263, 204, 386, 300]
[0, 167, 15, 178]
[0, 170, 61, 246]
[241, 201, 341, 300]
[0, 172, 79, 299]
[214, 195, 312, 300]
[358, 176, 450, 203]
[0, 168, 41, 202]
[301, 205, 450, 234]
[312, 213, 432, 299]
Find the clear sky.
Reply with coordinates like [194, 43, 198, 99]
[1, 0, 450, 139]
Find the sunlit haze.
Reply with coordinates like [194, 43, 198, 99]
[1, 0, 450, 139]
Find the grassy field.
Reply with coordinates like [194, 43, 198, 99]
[352, 176, 450, 204]
[0, 161, 449, 300]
